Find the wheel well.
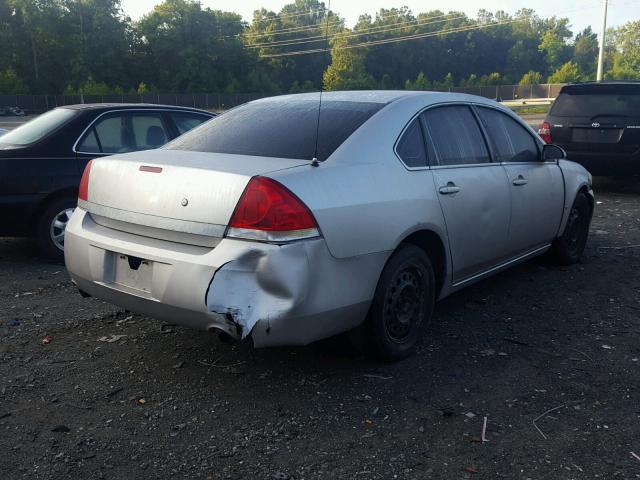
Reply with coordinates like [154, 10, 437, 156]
[30, 188, 78, 234]
[578, 185, 595, 218]
[400, 230, 447, 297]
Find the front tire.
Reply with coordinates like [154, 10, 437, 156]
[35, 196, 77, 262]
[365, 244, 435, 361]
[552, 192, 591, 265]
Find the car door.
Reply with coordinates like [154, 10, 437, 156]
[422, 104, 512, 284]
[74, 110, 171, 170]
[476, 106, 564, 257]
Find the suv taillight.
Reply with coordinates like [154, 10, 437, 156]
[78, 160, 93, 201]
[538, 121, 552, 144]
[226, 177, 319, 242]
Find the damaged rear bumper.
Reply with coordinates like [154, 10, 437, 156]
[65, 208, 386, 347]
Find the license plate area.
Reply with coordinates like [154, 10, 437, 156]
[114, 254, 153, 292]
[571, 128, 622, 144]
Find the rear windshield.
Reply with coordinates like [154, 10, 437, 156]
[550, 85, 640, 118]
[0, 108, 78, 145]
[165, 99, 385, 161]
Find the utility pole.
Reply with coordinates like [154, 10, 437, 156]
[596, 0, 609, 81]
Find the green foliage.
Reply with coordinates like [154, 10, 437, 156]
[519, 70, 543, 85]
[606, 21, 640, 80]
[1, 2, 638, 94]
[323, 32, 375, 90]
[548, 61, 582, 83]
[0, 69, 27, 94]
[64, 76, 122, 95]
[479, 72, 505, 86]
[405, 72, 430, 90]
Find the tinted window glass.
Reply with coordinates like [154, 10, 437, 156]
[396, 119, 427, 167]
[77, 128, 100, 152]
[477, 107, 539, 163]
[550, 86, 640, 118]
[131, 115, 167, 149]
[422, 106, 489, 166]
[0, 108, 77, 145]
[170, 112, 211, 135]
[93, 116, 131, 153]
[166, 99, 384, 161]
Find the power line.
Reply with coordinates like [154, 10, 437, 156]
[258, 2, 602, 59]
[244, 9, 465, 42]
[259, 17, 530, 58]
[247, 12, 470, 49]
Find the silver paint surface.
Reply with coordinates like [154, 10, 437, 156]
[65, 91, 593, 347]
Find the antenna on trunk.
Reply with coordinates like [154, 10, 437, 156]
[311, 0, 331, 167]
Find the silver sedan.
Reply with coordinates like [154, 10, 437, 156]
[64, 91, 593, 360]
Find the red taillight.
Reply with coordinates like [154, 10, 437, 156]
[227, 177, 319, 242]
[538, 121, 553, 144]
[78, 160, 93, 202]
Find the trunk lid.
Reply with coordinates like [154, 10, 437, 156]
[83, 149, 309, 241]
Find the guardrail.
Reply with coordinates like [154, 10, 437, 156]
[0, 84, 564, 113]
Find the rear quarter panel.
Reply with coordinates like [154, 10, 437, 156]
[268, 94, 451, 260]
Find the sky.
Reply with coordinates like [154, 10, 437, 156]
[121, 0, 638, 34]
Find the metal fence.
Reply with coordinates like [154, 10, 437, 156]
[0, 84, 565, 113]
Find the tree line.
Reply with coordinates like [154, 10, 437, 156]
[0, 0, 638, 96]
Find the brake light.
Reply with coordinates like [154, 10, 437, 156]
[227, 177, 319, 242]
[78, 160, 93, 202]
[538, 121, 553, 144]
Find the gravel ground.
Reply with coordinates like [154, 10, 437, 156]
[1, 177, 640, 480]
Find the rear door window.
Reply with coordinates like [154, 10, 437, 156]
[422, 105, 490, 166]
[166, 99, 385, 161]
[396, 119, 427, 168]
[130, 115, 167, 149]
[169, 112, 212, 135]
[477, 107, 539, 163]
[77, 112, 169, 154]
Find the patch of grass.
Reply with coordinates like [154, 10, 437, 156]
[509, 105, 550, 115]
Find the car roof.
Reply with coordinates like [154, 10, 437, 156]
[59, 103, 213, 114]
[561, 81, 640, 93]
[252, 90, 494, 106]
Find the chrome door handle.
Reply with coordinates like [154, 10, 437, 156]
[439, 183, 461, 195]
[512, 175, 528, 186]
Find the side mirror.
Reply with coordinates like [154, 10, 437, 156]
[542, 144, 566, 161]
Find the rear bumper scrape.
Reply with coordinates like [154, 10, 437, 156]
[206, 241, 311, 340]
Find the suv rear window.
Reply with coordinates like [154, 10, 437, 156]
[550, 85, 640, 118]
[166, 99, 384, 161]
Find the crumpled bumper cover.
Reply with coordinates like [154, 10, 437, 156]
[65, 208, 386, 347]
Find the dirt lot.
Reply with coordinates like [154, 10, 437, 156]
[1, 178, 640, 480]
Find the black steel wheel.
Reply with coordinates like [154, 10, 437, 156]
[365, 244, 435, 361]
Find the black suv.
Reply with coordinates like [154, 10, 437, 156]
[539, 81, 640, 176]
[0, 104, 214, 260]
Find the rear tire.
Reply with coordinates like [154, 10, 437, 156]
[552, 192, 591, 265]
[364, 244, 435, 361]
[35, 196, 77, 262]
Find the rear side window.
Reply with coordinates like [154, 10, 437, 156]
[477, 107, 539, 163]
[422, 105, 489, 166]
[166, 100, 385, 161]
[77, 112, 169, 153]
[169, 112, 211, 135]
[396, 119, 427, 168]
[130, 115, 167, 149]
[550, 86, 640, 118]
